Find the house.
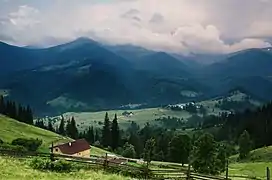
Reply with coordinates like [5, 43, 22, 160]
[50, 139, 90, 157]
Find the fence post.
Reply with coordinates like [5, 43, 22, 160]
[267, 167, 270, 180]
[186, 163, 191, 180]
[225, 159, 229, 180]
[50, 142, 54, 162]
[104, 153, 108, 170]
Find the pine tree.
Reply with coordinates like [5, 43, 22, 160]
[70, 117, 78, 139]
[238, 130, 252, 159]
[48, 120, 54, 132]
[111, 113, 120, 150]
[87, 126, 94, 144]
[143, 138, 156, 167]
[95, 129, 100, 142]
[17, 104, 24, 122]
[58, 116, 65, 135]
[0, 95, 5, 114]
[26, 105, 33, 125]
[102, 112, 111, 147]
[10, 101, 17, 119]
[66, 119, 71, 137]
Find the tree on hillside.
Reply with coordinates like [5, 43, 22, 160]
[70, 117, 78, 139]
[95, 129, 100, 142]
[191, 133, 220, 175]
[17, 104, 24, 122]
[35, 119, 45, 129]
[111, 113, 120, 150]
[121, 142, 136, 158]
[143, 138, 156, 167]
[86, 126, 95, 144]
[66, 119, 71, 137]
[238, 130, 252, 159]
[25, 105, 33, 125]
[169, 133, 191, 166]
[215, 143, 228, 173]
[48, 120, 54, 132]
[102, 112, 111, 147]
[0, 95, 4, 114]
[58, 116, 65, 135]
[128, 132, 143, 158]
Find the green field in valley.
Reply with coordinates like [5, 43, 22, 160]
[52, 107, 192, 130]
[0, 157, 129, 180]
[45, 91, 261, 131]
[0, 115, 109, 156]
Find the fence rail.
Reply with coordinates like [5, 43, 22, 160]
[0, 149, 268, 180]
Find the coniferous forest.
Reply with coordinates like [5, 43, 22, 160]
[0, 95, 33, 125]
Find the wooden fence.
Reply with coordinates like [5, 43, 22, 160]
[0, 149, 270, 180]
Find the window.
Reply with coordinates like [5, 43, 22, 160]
[55, 148, 58, 152]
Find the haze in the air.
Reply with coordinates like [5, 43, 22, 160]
[0, 0, 271, 54]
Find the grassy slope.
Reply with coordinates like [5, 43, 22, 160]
[228, 146, 272, 178]
[0, 157, 129, 180]
[0, 115, 108, 156]
[228, 162, 271, 179]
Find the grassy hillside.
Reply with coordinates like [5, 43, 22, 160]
[230, 146, 272, 163]
[227, 146, 272, 179]
[228, 162, 271, 179]
[0, 115, 108, 155]
[0, 157, 129, 180]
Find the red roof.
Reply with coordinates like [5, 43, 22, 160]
[53, 139, 90, 155]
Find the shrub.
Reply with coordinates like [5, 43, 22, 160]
[0, 143, 27, 152]
[30, 158, 73, 172]
[12, 138, 42, 151]
[0, 139, 3, 144]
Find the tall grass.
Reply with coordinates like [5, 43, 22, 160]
[0, 157, 130, 180]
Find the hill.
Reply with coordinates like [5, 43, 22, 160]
[0, 115, 108, 155]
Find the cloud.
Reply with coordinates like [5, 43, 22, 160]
[0, 0, 271, 54]
[149, 13, 164, 24]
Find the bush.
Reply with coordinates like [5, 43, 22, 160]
[30, 158, 72, 172]
[0, 139, 3, 144]
[12, 138, 42, 151]
[0, 143, 27, 152]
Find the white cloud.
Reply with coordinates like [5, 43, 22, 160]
[0, 0, 271, 54]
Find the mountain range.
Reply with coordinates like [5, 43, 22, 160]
[1, 37, 272, 115]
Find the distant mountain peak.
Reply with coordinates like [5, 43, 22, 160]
[55, 37, 98, 51]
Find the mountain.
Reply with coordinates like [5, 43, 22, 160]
[203, 49, 272, 77]
[1, 38, 272, 115]
[1, 38, 207, 115]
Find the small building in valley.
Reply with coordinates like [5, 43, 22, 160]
[51, 139, 90, 158]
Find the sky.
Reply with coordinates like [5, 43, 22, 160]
[0, 0, 272, 54]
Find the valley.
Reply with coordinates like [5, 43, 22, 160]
[43, 90, 262, 131]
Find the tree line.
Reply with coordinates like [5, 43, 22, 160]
[0, 95, 33, 125]
[202, 101, 272, 149]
